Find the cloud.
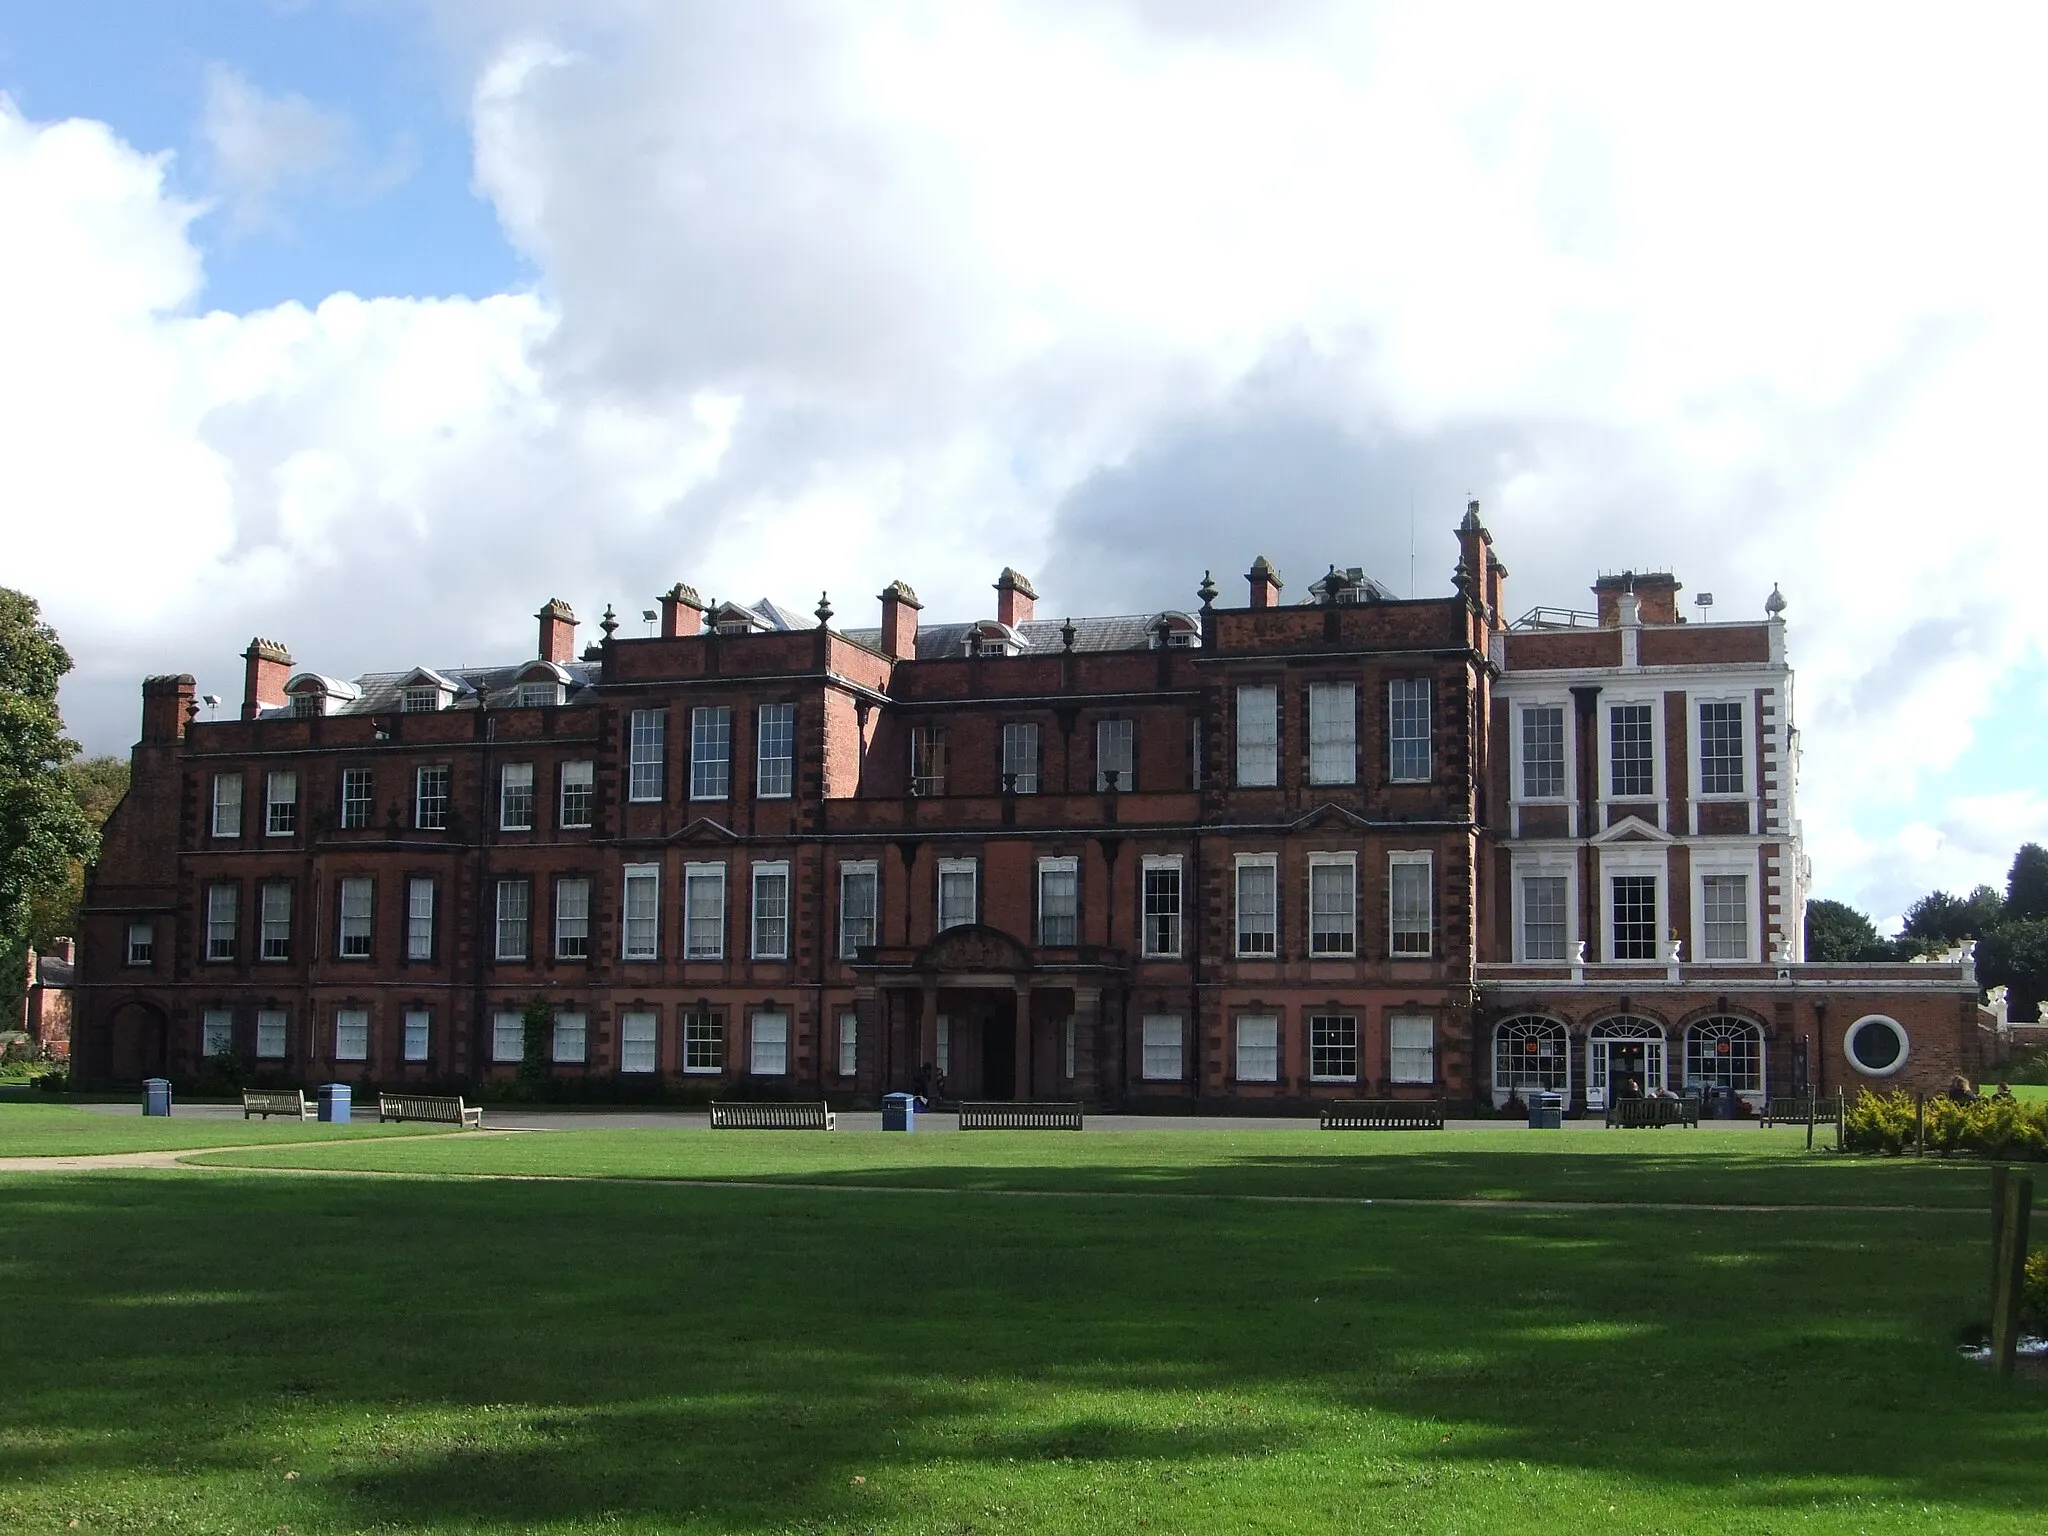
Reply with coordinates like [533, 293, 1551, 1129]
[197, 64, 414, 234]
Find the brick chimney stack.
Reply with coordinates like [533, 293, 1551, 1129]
[537, 600, 578, 663]
[1457, 500, 1504, 623]
[1247, 556, 1283, 609]
[995, 568, 1037, 627]
[240, 640, 291, 720]
[1594, 572, 1680, 626]
[141, 673, 196, 742]
[52, 936, 74, 965]
[878, 580, 923, 660]
[660, 583, 705, 638]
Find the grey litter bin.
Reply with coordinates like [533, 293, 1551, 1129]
[1529, 1090, 1564, 1130]
[143, 1078, 172, 1117]
[317, 1082, 352, 1124]
[881, 1092, 917, 1132]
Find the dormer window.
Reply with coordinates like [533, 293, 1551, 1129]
[290, 693, 324, 718]
[402, 686, 443, 714]
[515, 681, 563, 709]
[714, 620, 753, 637]
[283, 673, 360, 718]
[1149, 612, 1201, 650]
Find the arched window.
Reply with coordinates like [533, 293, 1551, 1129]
[1587, 1016, 1667, 1104]
[1685, 1016, 1764, 1094]
[1493, 1015, 1570, 1100]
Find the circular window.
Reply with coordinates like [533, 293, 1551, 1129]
[1844, 1015, 1910, 1076]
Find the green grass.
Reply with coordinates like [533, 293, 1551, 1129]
[0, 1156, 2039, 1535]
[192, 1123, 2007, 1207]
[1999, 1084, 2048, 1104]
[0, 1102, 450, 1156]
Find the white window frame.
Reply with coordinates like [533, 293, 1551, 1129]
[1692, 856, 1756, 963]
[1695, 695, 1749, 799]
[1141, 855, 1183, 959]
[937, 858, 978, 932]
[337, 877, 372, 959]
[756, 702, 796, 799]
[405, 877, 435, 961]
[211, 773, 243, 838]
[1512, 856, 1577, 963]
[1036, 856, 1079, 946]
[1235, 685, 1278, 787]
[1002, 722, 1039, 794]
[1307, 681, 1356, 786]
[205, 883, 237, 961]
[1308, 853, 1356, 957]
[555, 877, 592, 960]
[838, 1012, 859, 1078]
[1309, 1014, 1359, 1083]
[491, 1011, 524, 1064]
[911, 725, 946, 796]
[551, 1011, 587, 1064]
[334, 1008, 370, 1063]
[682, 1010, 725, 1073]
[1388, 679, 1432, 783]
[125, 922, 154, 966]
[751, 1012, 790, 1076]
[628, 709, 666, 802]
[936, 1014, 952, 1076]
[515, 680, 562, 709]
[1095, 718, 1135, 792]
[499, 763, 535, 831]
[683, 862, 726, 960]
[1600, 846, 1669, 962]
[1388, 852, 1434, 958]
[1514, 699, 1570, 802]
[1601, 695, 1663, 805]
[1390, 1014, 1435, 1084]
[622, 864, 660, 961]
[1234, 853, 1278, 957]
[1235, 1015, 1279, 1083]
[202, 1008, 234, 1059]
[257, 1009, 288, 1061]
[265, 770, 298, 836]
[690, 705, 732, 801]
[494, 879, 531, 961]
[620, 1011, 658, 1074]
[401, 685, 442, 714]
[751, 861, 792, 959]
[839, 860, 878, 959]
[559, 760, 595, 829]
[414, 764, 450, 830]
[402, 1009, 430, 1063]
[340, 767, 373, 829]
[260, 881, 292, 961]
[1141, 1015, 1184, 1082]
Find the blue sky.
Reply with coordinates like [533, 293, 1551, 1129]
[0, 2, 2043, 925]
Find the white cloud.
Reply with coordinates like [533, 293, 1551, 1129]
[198, 64, 414, 234]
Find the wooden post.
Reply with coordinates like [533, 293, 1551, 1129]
[1835, 1092, 1845, 1152]
[1990, 1173, 2034, 1379]
[1915, 1092, 1926, 1156]
[1990, 1164, 2010, 1315]
[1806, 1092, 1816, 1152]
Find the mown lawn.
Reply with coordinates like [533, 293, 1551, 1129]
[193, 1122, 2006, 1208]
[1, 1139, 2041, 1533]
[0, 1102, 450, 1157]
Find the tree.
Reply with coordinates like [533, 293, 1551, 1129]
[1980, 918, 2048, 1026]
[0, 589, 98, 1010]
[2007, 844, 2048, 923]
[22, 755, 131, 960]
[1900, 885, 2005, 947]
[1805, 898, 1885, 961]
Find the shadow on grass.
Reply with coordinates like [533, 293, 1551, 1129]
[0, 1171, 2038, 1532]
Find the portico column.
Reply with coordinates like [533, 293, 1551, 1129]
[920, 978, 940, 1084]
[1014, 985, 1033, 1101]
[1074, 985, 1102, 1105]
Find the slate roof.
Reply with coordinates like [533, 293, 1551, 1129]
[259, 661, 603, 718]
[841, 613, 1173, 659]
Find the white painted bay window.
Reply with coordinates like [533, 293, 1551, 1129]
[552, 1011, 587, 1064]
[1002, 723, 1039, 793]
[1095, 718, 1134, 791]
[202, 1009, 234, 1058]
[559, 760, 595, 828]
[338, 877, 372, 958]
[494, 879, 531, 961]
[402, 1009, 430, 1063]
[499, 763, 535, 830]
[406, 877, 435, 960]
[491, 1011, 524, 1063]
[1388, 680, 1431, 782]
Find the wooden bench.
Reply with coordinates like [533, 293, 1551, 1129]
[1604, 1096, 1700, 1129]
[377, 1093, 483, 1129]
[957, 1101, 1084, 1130]
[242, 1089, 314, 1121]
[1320, 1100, 1445, 1130]
[708, 1101, 835, 1130]
[1759, 1096, 1842, 1128]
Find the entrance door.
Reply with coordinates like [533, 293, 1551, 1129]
[1607, 1043, 1647, 1101]
[981, 1010, 1015, 1099]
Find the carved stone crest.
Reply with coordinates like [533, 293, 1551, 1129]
[914, 924, 1032, 974]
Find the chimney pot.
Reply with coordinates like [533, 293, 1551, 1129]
[1246, 556, 1283, 609]
[536, 599, 579, 664]
[995, 567, 1038, 627]
[878, 580, 923, 660]
[660, 583, 705, 638]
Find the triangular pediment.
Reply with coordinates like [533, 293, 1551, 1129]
[1293, 803, 1371, 833]
[914, 923, 1033, 974]
[1591, 815, 1674, 845]
[667, 816, 740, 845]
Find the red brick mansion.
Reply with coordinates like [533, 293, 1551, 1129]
[71, 506, 1991, 1108]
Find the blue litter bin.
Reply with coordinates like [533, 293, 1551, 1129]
[143, 1078, 172, 1117]
[881, 1092, 917, 1132]
[318, 1082, 352, 1124]
[1711, 1085, 1738, 1120]
[1529, 1090, 1564, 1130]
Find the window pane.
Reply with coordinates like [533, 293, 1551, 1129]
[1236, 861, 1277, 955]
[1037, 859, 1078, 946]
[622, 868, 659, 959]
[202, 1009, 234, 1058]
[266, 771, 298, 835]
[1390, 1015, 1434, 1084]
[126, 922, 153, 965]
[1521, 706, 1565, 798]
[1610, 704, 1655, 798]
[1685, 1018, 1763, 1093]
[206, 884, 237, 960]
[1308, 682, 1356, 785]
[257, 1009, 287, 1060]
[1611, 875, 1658, 960]
[1142, 860, 1182, 957]
[621, 1011, 658, 1073]
[500, 763, 534, 830]
[1095, 718, 1134, 791]
[1002, 723, 1039, 794]
[335, 1009, 369, 1062]
[1702, 874, 1749, 960]
[752, 865, 791, 958]
[402, 1009, 429, 1063]
[340, 768, 373, 829]
[751, 1014, 789, 1076]
[838, 1012, 859, 1078]
[556, 878, 591, 959]
[491, 1012, 524, 1063]
[413, 765, 450, 830]
[260, 882, 292, 960]
[840, 863, 877, 958]
[1389, 680, 1431, 782]
[1141, 1016, 1183, 1081]
[1495, 1017, 1569, 1092]
[338, 877, 372, 958]
[685, 866, 726, 959]
[629, 709, 666, 801]
[1236, 1016, 1279, 1083]
[212, 774, 243, 837]
[912, 726, 947, 796]
[938, 861, 976, 931]
[1521, 875, 1568, 960]
[406, 878, 435, 960]
[560, 760, 595, 828]
[1235, 686, 1278, 786]
[495, 880, 530, 960]
[1699, 702, 1745, 795]
[757, 703, 796, 797]
[552, 1012, 587, 1064]
[1309, 1015, 1358, 1081]
[691, 706, 732, 799]
[1309, 859, 1355, 955]
[1390, 860, 1432, 956]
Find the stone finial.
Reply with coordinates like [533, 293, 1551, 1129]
[816, 591, 834, 628]
[1197, 570, 1217, 609]
[1765, 583, 1787, 617]
[1061, 617, 1077, 652]
[599, 604, 619, 638]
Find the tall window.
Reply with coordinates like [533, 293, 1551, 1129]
[340, 768, 373, 829]
[1702, 874, 1750, 960]
[559, 760, 595, 828]
[1037, 857, 1079, 946]
[620, 1012, 658, 1074]
[406, 877, 435, 961]
[1235, 686, 1278, 786]
[751, 1014, 789, 1075]
[552, 1012, 587, 1064]
[1610, 703, 1655, 798]
[1063, 1017, 1076, 1079]
[334, 1009, 370, 1062]
[206, 884, 237, 961]
[839, 861, 878, 958]
[756, 703, 796, 797]
[684, 863, 726, 960]
[1610, 874, 1658, 960]
[691, 706, 732, 800]
[399, 1009, 428, 1063]
[1388, 680, 1431, 782]
[1521, 874, 1568, 961]
[838, 1013, 859, 1078]
[500, 764, 534, 830]
[1698, 702, 1746, 795]
[555, 878, 591, 960]
[1002, 723, 1039, 793]
[1309, 1015, 1358, 1082]
[338, 878, 373, 958]
[1141, 1016, 1183, 1081]
[495, 879, 531, 960]
[1389, 855, 1433, 957]
[1686, 1017, 1763, 1093]
[1189, 717, 1203, 789]
[1495, 1016, 1569, 1093]
[414, 765, 450, 830]
[1235, 855, 1277, 956]
[257, 1009, 288, 1061]
[125, 922, 153, 965]
[1095, 718, 1134, 791]
[265, 771, 298, 835]
[260, 882, 292, 961]
[1308, 855, 1356, 956]
[491, 1011, 524, 1063]
[937, 859, 977, 931]
[211, 773, 243, 837]
[911, 725, 946, 796]
[622, 865, 659, 960]
[1141, 857, 1182, 958]
[1521, 705, 1566, 799]
[202, 1009, 234, 1058]
[1308, 682, 1356, 785]
[628, 709, 666, 802]
[1236, 1016, 1279, 1083]
[1390, 1015, 1435, 1084]
[752, 862, 791, 959]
